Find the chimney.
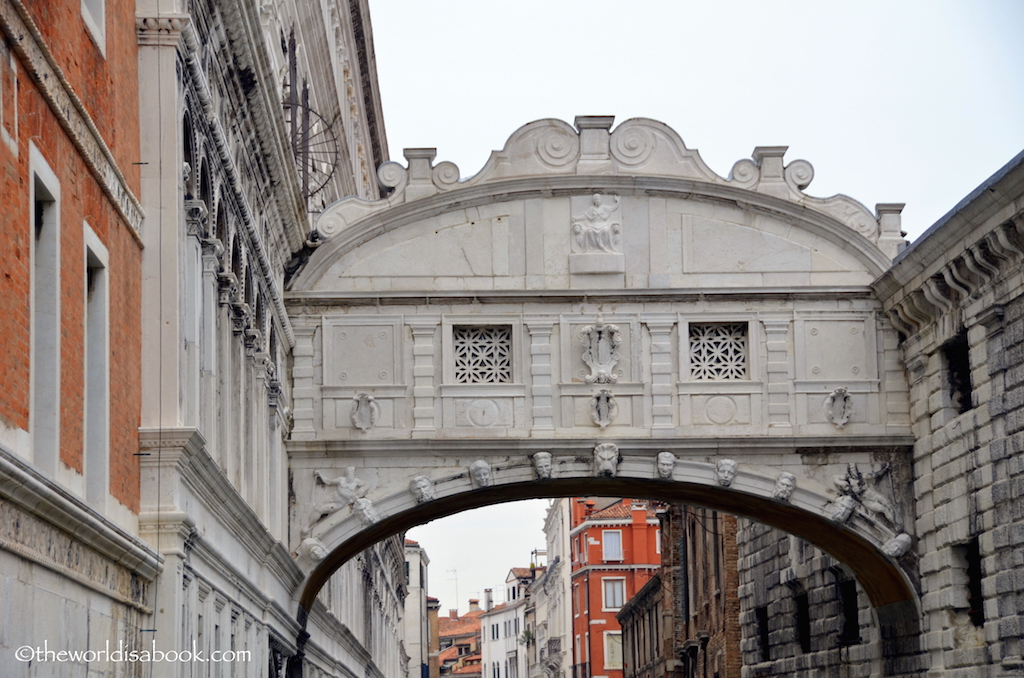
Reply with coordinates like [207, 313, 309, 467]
[449, 609, 458, 620]
[468, 598, 480, 612]
[484, 589, 493, 611]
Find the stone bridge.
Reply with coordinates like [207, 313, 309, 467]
[283, 117, 921, 662]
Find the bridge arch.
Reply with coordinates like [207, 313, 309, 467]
[284, 116, 922, 673]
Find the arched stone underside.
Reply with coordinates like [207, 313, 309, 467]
[286, 116, 921, 672]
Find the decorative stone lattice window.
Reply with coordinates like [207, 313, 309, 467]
[452, 326, 513, 384]
[689, 323, 748, 380]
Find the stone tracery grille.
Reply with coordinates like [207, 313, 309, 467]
[689, 323, 748, 380]
[453, 326, 513, 384]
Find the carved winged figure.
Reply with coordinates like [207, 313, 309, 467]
[832, 463, 896, 524]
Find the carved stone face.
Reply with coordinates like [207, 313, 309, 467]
[533, 452, 553, 479]
[410, 476, 435, 503]
[716, 459, 738, 486]
[302, 538, 327, 561]
[831, 494, 858, 523]
[883, 533, 912, 558]
[352, 497, 378, 525]
[656, 452, 676, 479]
[593, 444, 619, 477]
[469, 460, 492, 487]
[773, 472, 796, 500]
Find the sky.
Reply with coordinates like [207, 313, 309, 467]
[370, 0, 1024, 241]
[372, 1, 1024, 613]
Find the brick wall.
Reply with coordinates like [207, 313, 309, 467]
[0, 0, 142, 511]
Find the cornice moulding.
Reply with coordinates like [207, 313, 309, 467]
[0, 444, 163, 582]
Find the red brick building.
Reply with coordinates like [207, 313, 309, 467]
[617, 505, 741, 678]
[1, 0, 143, 511]
[569, 499, 662, 678]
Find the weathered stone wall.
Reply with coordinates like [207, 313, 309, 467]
[874, 151, 1024, 677]
[737, 521, 878, 678]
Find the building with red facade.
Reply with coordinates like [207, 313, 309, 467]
[569, 499, 661, 678]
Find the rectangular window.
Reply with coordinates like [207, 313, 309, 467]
[837, 579, 860, 645]
[794, 592, 811, 653]
[755, 606, 770, 662]
[84, 225, 109, 509]
[689, 322, 748, 380]
[942, 331, 973, 414]
[603, 632, 622, 670]
[655, 528, 660, 554]
[602, 530, 623, 561]
[30, 145, 60, 473]
[963, 537, 985, 627]
[573, 583, 580, 617]
[452, 326, 513, 383]
[81, 0, 106, 54]
[602, 578, 625, 610]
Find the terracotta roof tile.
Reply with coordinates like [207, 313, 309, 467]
[587, 501, 657, 521]
[510, 567, 533, 578]
[405, 538, 419, 546]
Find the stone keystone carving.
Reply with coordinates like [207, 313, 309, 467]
[830, 494, 858, 523]
[772, 472, 797, 501]
[832, 463, 896, 524]
[532, 452, 553, 480]
[823, 387, 853, 429]
[655, 451, 677, 479]
[590, 389, 618, 428]
[593, 443, 620, 477]
[298, 537, 328, 562]
[580, 317, 622, 384]
[469, 460, 493, 488]
[351, 497, 379, 525]
[409, 476, 436, 503]
[882, 533, 913, 558]
[351, 393, 381, 431]
[716, 459, 738, 487]
[572, 194, 621, 254]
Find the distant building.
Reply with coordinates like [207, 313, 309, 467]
[617, 505, 740, 678]
[440, 600, 486, 678]
[407, 539, 433, 678]
[481, 568, 538, 678]
[535, 499, 573, 678]
[569, 499, 661, 678]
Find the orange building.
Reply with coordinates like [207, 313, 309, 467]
[570, 499, 662, 678]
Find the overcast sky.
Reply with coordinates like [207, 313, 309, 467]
[374, 1, 1024, 613]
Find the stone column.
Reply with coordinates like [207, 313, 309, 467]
[526, 317, 556, 431]
[409, 318, 440, 435]
[645, 316, 676, 432]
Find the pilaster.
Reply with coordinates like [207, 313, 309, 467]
[526, 317, 556, 431]
[762, 318, 793, 430]
[645, 316, 676, 431]
[409, 318, 440, 435]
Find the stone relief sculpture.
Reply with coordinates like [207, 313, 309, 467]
[580, 317, 622, 384]
[590, 389, 618, 428]
[532, 452, 553, 479]
[593, 443, 620, 477]
[832, 463, 896, 524]
[303, 467, 369, 536]
[469, 460, 493, 488]
[883, 533, 913, 558]
[772, 472, 797, 501]
[572, 194, 621, 254]
[716, 459, 738, 487]
[409, 476, 436, 503]
[823, 387, 853, 429]
[350, 393, 381, 431]
[655, 451, 677, 479]
[351, 497, 379, 525]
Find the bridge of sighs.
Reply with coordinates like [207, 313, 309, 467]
[283, 116, 921, 669]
